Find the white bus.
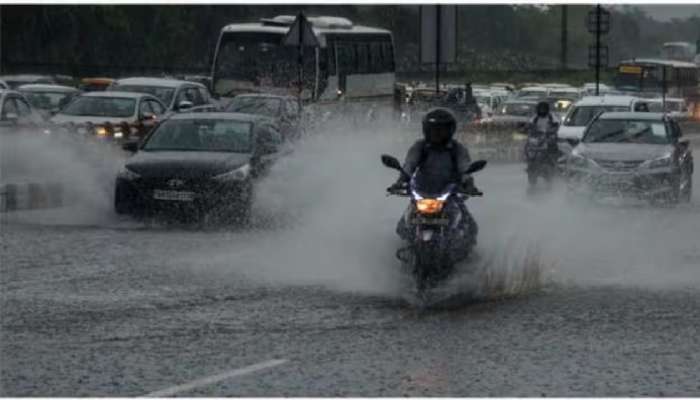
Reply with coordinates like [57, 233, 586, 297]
[210, 15, 395, 103]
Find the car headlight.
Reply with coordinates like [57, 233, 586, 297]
[212, 164, 251, 182]
[95, 126, 108, 136]
[117, 167, 140, 180]
[644, 155, 672, 169]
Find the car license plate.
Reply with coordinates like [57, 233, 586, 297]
[411, 217, 449, 226]
[153, 189, 195, 202]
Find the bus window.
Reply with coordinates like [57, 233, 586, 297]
[356, 43, 369, 73]
[337, 43, 357, 74]
[370, 42, 384, 73]
[325, 46, 336, 76]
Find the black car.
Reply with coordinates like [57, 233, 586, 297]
[114, 112, 284, 222]
[565, 112, 693, 205]
[225, 94, 302, 141]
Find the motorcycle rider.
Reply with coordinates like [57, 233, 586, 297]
[527, 101, 560, 162]
[389, 108, 480, 244]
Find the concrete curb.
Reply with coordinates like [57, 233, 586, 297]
[0, 182, 64, 213]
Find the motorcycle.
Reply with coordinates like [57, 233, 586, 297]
[381, 154, 486, 292]
[524, 125, 559, 187]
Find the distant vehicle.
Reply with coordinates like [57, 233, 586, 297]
[558, 95, 648, 154]
[50, 91, 166, 141]
[0, 74, 56, 89]
[565, 112, 693, 205]
[614, 59, 699, 101]
[226, 93, 302, 140]
[109, 77, 215, 113]
[490, 99, 538, 126]
[0, 89, 49, 132]
[580, 82, 613, 96]
[547, 87, 581, 99]
[646, 97, 691, 121]
[661, 41, 699, 64]
[211, 15, 395, 102]
[115, 112, 285, 223]
[17, 84, 80, 118]
[516, 86, 549, 100]
[79, 77, 115, 92]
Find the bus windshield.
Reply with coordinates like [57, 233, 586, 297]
[213, 32, 315, 96]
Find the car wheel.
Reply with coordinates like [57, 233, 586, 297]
[114, 185, 132, 215]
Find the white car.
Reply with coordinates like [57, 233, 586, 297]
[516, 86, 549, 99]
[558, 95, 648, 154]
[646, 97, 691, 121]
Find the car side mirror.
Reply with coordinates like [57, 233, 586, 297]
[121, 140, 139, 153]
[140, 111, 156, 121]
[177, 101, 194, 112]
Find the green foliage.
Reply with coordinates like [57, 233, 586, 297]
[1, 5, 698, 76]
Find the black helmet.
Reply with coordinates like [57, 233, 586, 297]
[536, 101, 550, 117]
[422, 108, 457, 144]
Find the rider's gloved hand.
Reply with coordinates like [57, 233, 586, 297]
[460, 175, 482, 196]
[387, 180, 408, 193]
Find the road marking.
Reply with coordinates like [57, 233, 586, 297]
[145, 358, 288, 397]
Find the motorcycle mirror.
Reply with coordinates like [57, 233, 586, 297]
[381, 154, 402, 170]
[465, 160, 487, 175]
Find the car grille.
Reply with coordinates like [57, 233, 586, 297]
[594, 159, 645, 172]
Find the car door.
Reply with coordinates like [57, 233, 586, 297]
[14, 96, 44, 126]
[252, 123, 282, 178]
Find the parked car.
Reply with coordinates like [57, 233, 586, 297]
[50, 91, 166, 141]
[557, 95, 649, 155]
[109, 77, 215, 113]
[565, 112, 693, 205]
[225, 93, 302, 140]
[79, 77, 115, 92]
[17, 84, 80, 118]
[0, 74, 56, 89]
[114, 112, 285, 223]
[0, 89, 50, 133]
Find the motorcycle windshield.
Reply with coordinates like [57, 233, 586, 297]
[412, 175, 455, 199]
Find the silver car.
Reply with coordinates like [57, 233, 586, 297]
[565, 112, 693, 205]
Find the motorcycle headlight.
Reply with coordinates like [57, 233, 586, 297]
[213, 164, 251, 182]
[415, 199, 445, 215]
[644, 155, 672, 169]
[117, 167, 140, 180]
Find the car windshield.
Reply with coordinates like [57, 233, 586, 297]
[21, 91, 75, 110]
[499, 102, 535, 116]
[226, 97, 281, 118]
[565, 105, 629, 126]
[142, 119, 253, 153]
[113, 85, 175, 106]
[60, 97, 136, 117]
[583, 119, 670, 144]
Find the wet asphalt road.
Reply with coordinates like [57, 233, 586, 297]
[2, 136, 700, 396]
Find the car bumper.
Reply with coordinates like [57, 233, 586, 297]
[565, 167, 677, 199]
[115, 177, 252, 216]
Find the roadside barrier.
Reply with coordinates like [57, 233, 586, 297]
[0, 182, 64, 212]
